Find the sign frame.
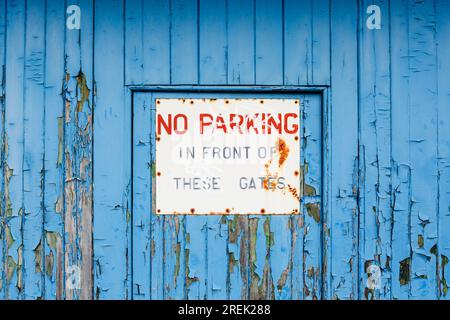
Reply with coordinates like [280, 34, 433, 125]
[155, 97, 302, 215]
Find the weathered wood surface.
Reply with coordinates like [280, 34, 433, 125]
[0, 0, 448, 300]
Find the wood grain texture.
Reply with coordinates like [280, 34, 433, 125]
[132, 92, 152, 299]
[93, 0, 131, 300]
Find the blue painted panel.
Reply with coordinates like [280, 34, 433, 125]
[227, 0, 254, 85]
[22, 0, 46, 299]
[0, 0, 5, 300]
[390, 0, 412, 300]
[4, 0, 26, 300]
[43, 0, 65, 300]
[408, 0, 439, 299]
[93, 0, 131, 299]
[436, 0, 450, 300]
[328, 0, 359, 300]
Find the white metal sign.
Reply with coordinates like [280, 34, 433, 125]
[155, 98, 300, 215]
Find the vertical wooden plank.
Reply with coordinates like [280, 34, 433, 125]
[255, 0, 287, 300]
[132, 92, 151, 299]
[283, 0, 331, 86]
[125, 0, 143, 86]
[284, 0, 312, 85]
[64, 0, 94, 300]
[78, 0, 94, 300]
[390, 0, 412, 300]
[0, 0, 5, 300]
[226, 215, 249, 300]
[168, 0, 200, 300]
[358, 0, 392, 300]
[227, 0, 254, 85]
[171, 0, 198, 84]
[257, 0, 288, 300]
[436, 0, 450, 300]
[226, 1, 253, 299]
[301, 94, 323, 300]
[3, 0, 26, 300]
[292, 92, 305, 301]
[311, 0, 331, 85]
[199, 0, 227, 85]
[94, 0, 131, 299]
[142, 0, 170, 84]
[408, 0, 439, 299]
[125, 0, 172, 85]
[126, 0, 171, 85]
[198, 0, 228, 300]
[255, 0, 283, 85]
[329, 0, 359, 300]
[43, 0, 65, 300]
[162, 215, 186, 299]
[158, 91, 186, 300]
[22, 0, 46, 299]
[150, 99, 165, 300]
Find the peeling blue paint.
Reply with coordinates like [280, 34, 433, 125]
[0, 0, 449, 300]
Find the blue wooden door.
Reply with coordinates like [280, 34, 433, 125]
[132, 91, 322, 299]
